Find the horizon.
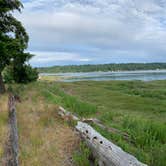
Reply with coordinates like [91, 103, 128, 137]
[36, 62, 166, 68]
[16, 0, 166, 67]
[35, 62, 166, 68]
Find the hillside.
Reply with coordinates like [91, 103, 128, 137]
[38, 63, 166, 73]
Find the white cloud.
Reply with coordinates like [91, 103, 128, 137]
[29, 51, 92, 66]
[15, 0, 166, 66]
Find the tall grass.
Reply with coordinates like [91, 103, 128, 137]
[73, 143, 91, 166]
[93, 118, 166, 166]
[57, 80, 166, 165]
[122, 117, 166, 147]
[62, 95, 97, 117]
[41, 83, 97, 117]
[11, 81, 166, 165]
[122, 117, 166, 166]
[12, 82, 80, 166]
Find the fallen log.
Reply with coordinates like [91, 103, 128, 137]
[58, 106, 147, 166]
[76, 122, 147, 166]
[58, 106, 131, 142]
[82, 118, 132, 143]
[58, 106, 79, 121]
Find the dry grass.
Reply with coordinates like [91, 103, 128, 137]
[39, 75, 62, 82]
[16, 87, 80, 166]
[0, 94, 8, 163]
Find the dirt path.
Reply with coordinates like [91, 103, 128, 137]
[15, 90, 80, 166]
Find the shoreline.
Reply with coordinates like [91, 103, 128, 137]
[39, 69, 166, 76]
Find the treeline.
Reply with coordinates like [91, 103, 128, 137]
[38, 63, 166, 73]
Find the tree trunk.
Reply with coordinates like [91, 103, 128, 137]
[0, 72, 5, 94]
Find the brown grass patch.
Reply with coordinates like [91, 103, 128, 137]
[16, 88, 80, 166]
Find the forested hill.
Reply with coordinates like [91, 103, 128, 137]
[38, 63, 166, 73]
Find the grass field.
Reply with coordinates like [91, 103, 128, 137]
[0, 80, 166, 165]
[0, 84, 80, 166]
[56, 80, 166, 166]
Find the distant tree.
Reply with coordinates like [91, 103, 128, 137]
[0, 0, 35, 93]
[38, 63, 166, 73]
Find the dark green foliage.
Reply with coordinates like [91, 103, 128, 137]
[23, 65, 38, 83]
[3, 64, 38, 83]
[2, 65, 14, 83]
[0, 0, 23, 13]
[0, 0, 36, 92]
[13, 64, 38, 83]
[0, 0, 28, 71]
[38, 63, 166, 73]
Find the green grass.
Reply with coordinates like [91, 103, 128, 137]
[56, 80, 166, 166]
[73, 142, 91, 166]
[6, 80, 166, 165]
[39, 82, 97, 117]
[8, 82, 80, 166]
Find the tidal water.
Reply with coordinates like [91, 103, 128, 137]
[40, 70, 166, 82]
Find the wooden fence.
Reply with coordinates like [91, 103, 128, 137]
[5, 95, 19, 166]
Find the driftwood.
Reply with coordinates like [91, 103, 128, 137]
[58, 106, 131, 142]
[58, 106, 147, 166]
[5, 94, 19, 166]
[58, 106, 79, 121]
[82, 118, 132, 143]
[76, 122, 147, 166]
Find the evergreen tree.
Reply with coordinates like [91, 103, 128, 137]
[0, 0, 34, 93]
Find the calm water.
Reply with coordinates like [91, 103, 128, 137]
[40, 70, 166, 82]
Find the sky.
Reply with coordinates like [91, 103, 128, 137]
[15, 0, 166, 67]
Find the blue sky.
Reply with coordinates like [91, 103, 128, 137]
[15, 0, 166, 67]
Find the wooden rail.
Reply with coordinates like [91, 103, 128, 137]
[58, 106, 147, 166]
[5, 95, 19, 166]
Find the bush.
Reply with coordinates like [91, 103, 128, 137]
[23, 65, 39, 83]
[3, 64, 38, 83]
[2, 66, 14, 83]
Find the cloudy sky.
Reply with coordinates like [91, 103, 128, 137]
[16, 0, 166, 67]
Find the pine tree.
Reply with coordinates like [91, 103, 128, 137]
[0, 0, 29, 93]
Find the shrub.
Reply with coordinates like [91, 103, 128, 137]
[2, 66, 14, 83]
[3, 64, 38, 83]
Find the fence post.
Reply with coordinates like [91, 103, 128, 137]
[6, 94, 19, 166]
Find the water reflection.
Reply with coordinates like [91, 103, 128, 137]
[40, 70, 166, 82]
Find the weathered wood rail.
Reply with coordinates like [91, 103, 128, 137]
[58, 106, 147, 166]
[5, 95, 19, 166]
